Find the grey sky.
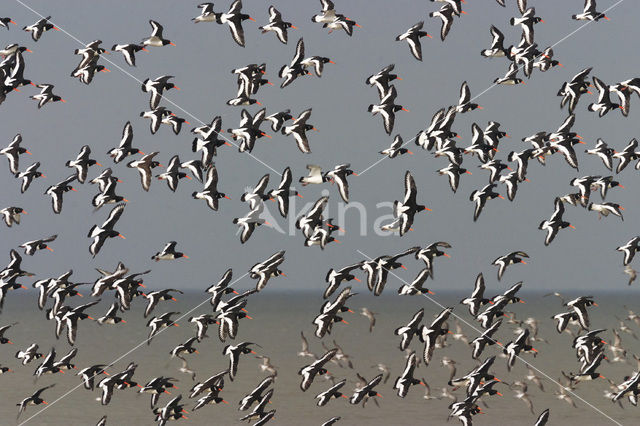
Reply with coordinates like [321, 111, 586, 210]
[1, 0, 638, 293]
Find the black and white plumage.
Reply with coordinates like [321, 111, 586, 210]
[88, 203, 126, 257]
[613, 138, 640, 174]
[156, 155, 191, 192]
[142, 20, 175, 47]
[539, 197, 574, 246]
[312, 0, 338, 24]
[393, 351, 424, 398]
[572, 0, 609, 21]
[503, 328, 537, 371]
[510, 6, 543, 44]
[65, 145, 100, 183]
[282, 108, 316, 153]
[414, 242, 451, 279]
[460, 273, 490, 317]
[265, 110, 293, 132]
[492, 251, 529, 280]
[91, 178, 126, 210]
[1, 134, 31, 174]
[585, 138, 614, 171]
[259, 5, 296, 44]
[20, 234, 57, 256]
[494, 62, 525, 85]
[534, 47, 563, 72]
[15, 343, 42, 365]
[16, 384, 55, 419]
[315, 379, 347, 406]
[223, 341, 259, 380]
[249, 250, 285, 291]
[147, 312, 180, 345]
[429, 4, 457, 41]
[241, 173, 270, 209]
[97, 301, 125, 325]
[279, 37, 308, 88]
[480, 159, 510, 184]
[380, 135, 412, 158]
[588, 77, 621, 117]
[144, 289, 184, 317]
[367, 85, 408, 135]
[313, 286, 355, 336]
[558, 67, 592, 114]
[0, 17, 16, 30]
[588, 202, 624, 220]
[139, 107, 168, 135]
[617, 236, 640, 266]
[189, 369, 227, 399]
[191, 3, 220, 23]
[161, 112, 190, 135]
[192, 116, 228, 165]
[107, 121, 143, 163]
[421, 307, 453, 365]
[142, 75, 180, 109]
[267, 166, 301, 218]
[398, 268, 433, 296]
[238, 375, 274, 411]
[1, 206, 26, 227]
[481, 25, 507, 57]
[324, 163, 355, 203]
[218, 0, 255, 47]
[566, 296, 597, 329]
[16, 162, 44, 193]
[350, 373, 383, 404]
[456, 81, 482, 113]
[470, 183, 503, 221]
[170, 337, 199, 358]
[29, 84, 65, 108]
[393, 171, 430, 236]
[22, 16, 56, 42]
[394, 308, 424, 351]
[324, 262, 362, 299]
[111, 43, 147, 66]
[193, 165, 229, 211]
[152, 241, 188, 261]
[60, 300, 100, 345]
[366, 64, 402, 99]
[127, 151, 161, 192]
[299, 348, 337, 391]
[437, 163, 470, 193]
[396, 21, 431, 61]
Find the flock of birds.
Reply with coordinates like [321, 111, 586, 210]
[1, 0, 640, 425]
